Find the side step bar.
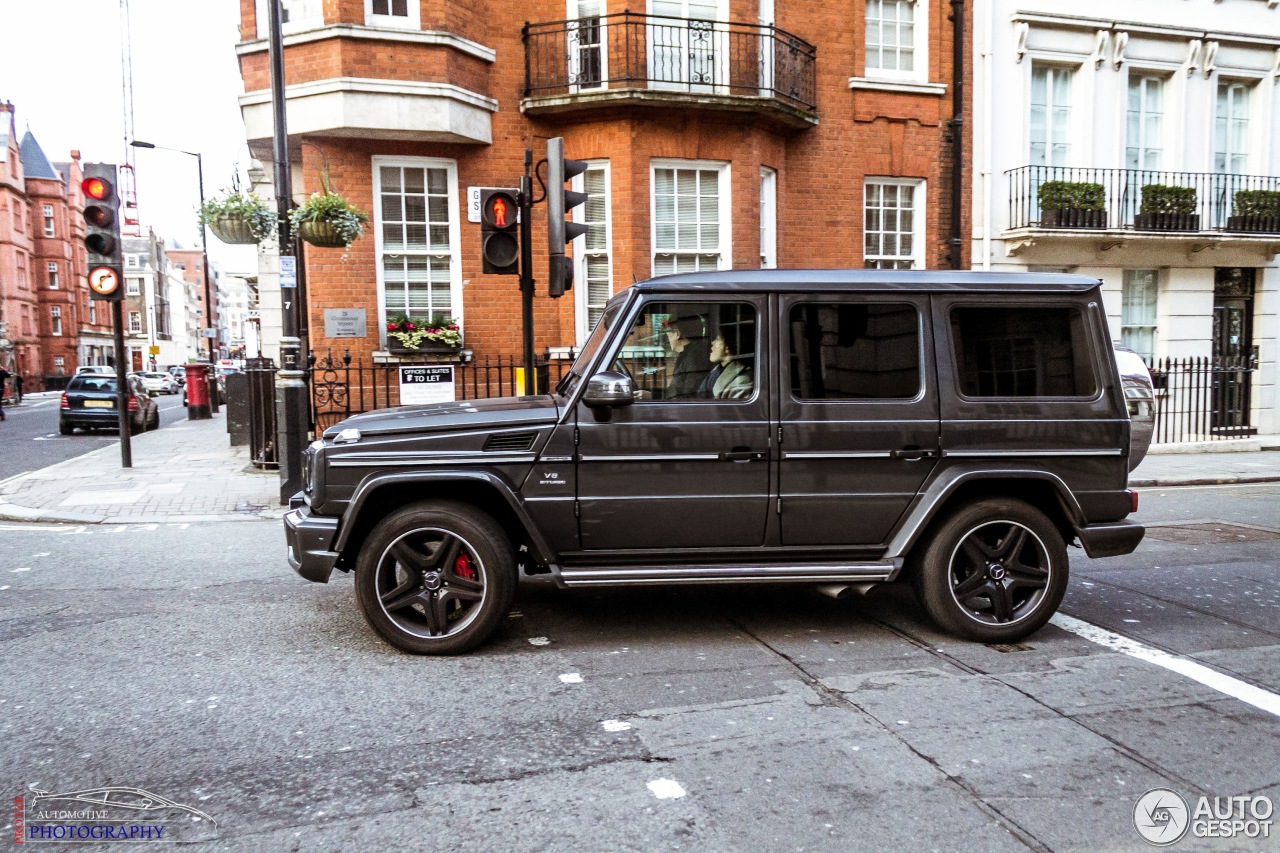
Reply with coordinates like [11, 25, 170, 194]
[556, 560, 900, 588]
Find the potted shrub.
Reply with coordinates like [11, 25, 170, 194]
[198, 190, 275, 245]
[385, 313, 462, 354]
[289, 171, 370, 249]
[1038, 181, 1107, 229]
[1135, 184, 1200, 231]
[1227, 189, 1280, 233]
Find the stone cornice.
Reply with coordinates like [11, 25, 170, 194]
[236, 24, 496, 64]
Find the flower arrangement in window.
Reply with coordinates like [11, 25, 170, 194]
[386, 313, 462, 350]
[198, 189, 276, 245]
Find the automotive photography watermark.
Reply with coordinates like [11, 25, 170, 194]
[1134, 788, 1273, 846]
[14, 784, 217, 844]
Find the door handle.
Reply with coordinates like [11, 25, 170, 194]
[890, 447, 938, 461]
[720, 449, 766, 462]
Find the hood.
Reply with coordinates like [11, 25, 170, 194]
[322, 394, 560, 438]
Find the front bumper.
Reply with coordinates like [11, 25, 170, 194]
[284, 504, 341, 583]
[1075, 520, 1145, 558]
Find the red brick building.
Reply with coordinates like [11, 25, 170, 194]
[235, 0, 969, 360]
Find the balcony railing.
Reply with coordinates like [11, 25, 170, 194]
[1007, 166, 1280, 234]
[523, 12, 817, 114]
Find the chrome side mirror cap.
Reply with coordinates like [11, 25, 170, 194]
[583, 371, 635, 408]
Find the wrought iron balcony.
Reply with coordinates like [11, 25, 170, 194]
[1007, 166, 1280, 235]
[523, 12, 818, 128]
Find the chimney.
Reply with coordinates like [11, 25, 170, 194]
[70, 149, 81, 161]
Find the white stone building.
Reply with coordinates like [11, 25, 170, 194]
[973, 0, 1280, 437]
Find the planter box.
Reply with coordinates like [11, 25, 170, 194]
[387, 341, 463, 356]
[297, 220, 350, 248]
[1040, 209, 1108, 229]
[1133, 213, 1200, 232]
[1226, 214, 1280, 234]
[208, 215, 259, 245]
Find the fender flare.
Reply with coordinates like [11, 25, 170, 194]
[333, 469, 556, 565]
[884, 466, 1085, 560]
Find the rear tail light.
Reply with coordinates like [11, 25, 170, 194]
[127, 395, 139, 412]
[60, 392, 69, 410]
[1129, 490, 1139, 513]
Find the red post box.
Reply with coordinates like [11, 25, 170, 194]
[184, 363, 212, 420]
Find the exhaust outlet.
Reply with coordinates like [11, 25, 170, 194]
[815, 584, 852, 600]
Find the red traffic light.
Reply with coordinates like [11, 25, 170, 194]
[81, 177, 112, 201]
[491, 197, 510, 228]
[482, 190, 518, 231]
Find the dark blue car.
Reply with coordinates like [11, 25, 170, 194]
[59, 373, 159, 435]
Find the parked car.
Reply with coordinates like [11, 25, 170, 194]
[75, 365, 115, 376]
[167, 366, 187, 386]
[60, 373, 159, 435]
[136, 371, 179, 396]
[284, 270, 1152, 655]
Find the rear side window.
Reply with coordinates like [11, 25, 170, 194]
[950, 306, 1096, 398]
[789, 303, 921, 399]
[69, 377, 117, 392]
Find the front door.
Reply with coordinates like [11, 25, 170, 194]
[575, 297, 770, 551]
[1212, 267, 1256, 435]
[778, 294, 939, 547]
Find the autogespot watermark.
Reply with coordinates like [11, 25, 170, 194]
[15, 784, 217, 844]
[1134, 788, 1273, 846]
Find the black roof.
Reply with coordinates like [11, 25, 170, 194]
[633, 269, 1101, 294]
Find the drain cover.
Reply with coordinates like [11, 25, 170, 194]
[1144, 523, 1280, 545]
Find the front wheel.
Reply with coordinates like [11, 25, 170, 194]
[354, 501, 515, 655]
[911, 498, 1068, 643]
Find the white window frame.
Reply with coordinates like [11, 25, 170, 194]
[51, 306, 62, 337]
[863, 178, 925, 269]
[128, 311, 142, 334]
[1214, 79, 1252, 174]
[759, 167, 777, 269]
[568, 0, 608, 92]
[89, 301, 96, 325]
[255, 0, 324, 37]
[1121, 269, 1159, 361]
[47, 262, 59, 289]
[647, 0, 730, 94]
[364, 0, 420, 29]
[1029, 63, 1075, 168]
[865, 0, 927, 83]
[650, 159, 732, 276]
[572, 161, 613, 345]
[371, 156, 463, 346]
[43, 204, 55, 237]
[1126, 72, 1165, 171]
[127, 277, 141, 296]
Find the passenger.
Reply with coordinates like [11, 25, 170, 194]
[663, 315, 711, 400]
[698, 329, 754, 399]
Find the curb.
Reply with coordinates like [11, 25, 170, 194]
[1129, 475, 1280, 489]
[0, 502, 288, 525]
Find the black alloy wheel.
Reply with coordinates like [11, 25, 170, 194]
[355, 502, 515, 655]
[912, 498, 1068, 642]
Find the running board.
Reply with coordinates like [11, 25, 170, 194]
[556, 561, 900, 588]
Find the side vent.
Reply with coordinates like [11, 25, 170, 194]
[484, 432, 537, 452]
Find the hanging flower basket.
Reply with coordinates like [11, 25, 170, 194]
[297, 219, 350, 248]
[208, 214, 260, 245]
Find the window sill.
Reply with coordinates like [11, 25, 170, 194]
[847, 77, 947, 96]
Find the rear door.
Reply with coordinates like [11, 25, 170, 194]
[777, 293, 940, 546]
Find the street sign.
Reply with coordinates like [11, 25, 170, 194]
[280, 255, 297, 289]
[148, 345, 160, 356]
[202, 328, 217, 338]
[88, 267, 120, 298]
[399, 365, 455, 405]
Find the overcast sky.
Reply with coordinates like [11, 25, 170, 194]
[4, 0, 257, 272]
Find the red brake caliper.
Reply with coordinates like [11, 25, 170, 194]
[454, 552, 477, 581]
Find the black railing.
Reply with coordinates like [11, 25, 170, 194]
[242, 352, 579, 469]
[1007, 166, 1280, 233]
[1148, 355, 1259, 444]
[524, 12, 817, 112]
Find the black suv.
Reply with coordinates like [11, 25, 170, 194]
[285, 271, 1150, 654]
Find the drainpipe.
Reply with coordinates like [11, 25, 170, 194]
[949, 0, 965, 269]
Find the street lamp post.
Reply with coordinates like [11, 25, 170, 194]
[130, 140, 219, 413]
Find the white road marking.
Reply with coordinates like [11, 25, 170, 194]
[10, 568, 31, 573]
[601, 720, 631, 732]
[1052, 613, 1280, 718]
[528, 637, 550, 646]
[559, 673, 583, 684]
[647, 779, 686, 800]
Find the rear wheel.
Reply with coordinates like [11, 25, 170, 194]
[59, 420, 73, 436]
[911, 498, 1067, 643]
[148, 408, 160, 430]
[354, 501, 515, 655]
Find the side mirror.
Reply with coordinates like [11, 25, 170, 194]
[583, 370, 635, 408]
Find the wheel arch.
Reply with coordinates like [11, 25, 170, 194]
[332, 471, 554, 571]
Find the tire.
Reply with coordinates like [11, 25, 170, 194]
[354, 501, 515, 655]
[148, 409, 160, 430]
[910, 498, 1068, 643]
[59, 420, 73, 436]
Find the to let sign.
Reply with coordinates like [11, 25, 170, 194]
[399, 366, 455, 405]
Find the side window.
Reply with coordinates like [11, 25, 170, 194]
[789, 303, 920, 399]
[951, 306, 1097, 397]
[614, 302, 757, 402]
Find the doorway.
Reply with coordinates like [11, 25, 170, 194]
[1211, 268, 1256, 436]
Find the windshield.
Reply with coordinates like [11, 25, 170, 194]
[557, 301, 622, 395]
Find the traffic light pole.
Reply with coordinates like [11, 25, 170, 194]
[112, 299, 132, 468]
[520, 149, 535, 396]
[268, 0, 308, 502]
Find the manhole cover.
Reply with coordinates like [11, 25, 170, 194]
[1143, 523, 1280, 545]
[987, 643, 1034, 653]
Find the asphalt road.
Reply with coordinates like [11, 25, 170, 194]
[0, 484, 1277, 851]
[0, 391, 192, 482]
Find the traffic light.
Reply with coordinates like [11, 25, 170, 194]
[546, 137, 589, 299]
[82, 163, 124, 302]
[480, 188, 520, 275]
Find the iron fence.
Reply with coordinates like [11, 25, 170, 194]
[523, 12, 817, 111]
[1007, 166, 1280, 232]
[1148, 355, 1259, 444]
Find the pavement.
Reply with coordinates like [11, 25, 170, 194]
[0, 407, 1277, 524]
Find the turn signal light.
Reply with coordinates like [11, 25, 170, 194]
[60, 392, 69, 410]
[1129, 490, 1139, 512]
[127, 395, 139, 412]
